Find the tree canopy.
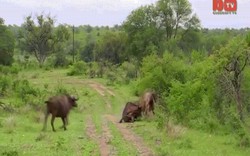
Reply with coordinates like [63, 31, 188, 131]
[19, 14, 70, 67]
[0, 17, 15, 65]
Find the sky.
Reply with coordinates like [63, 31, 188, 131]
[0, 0, 249, 28]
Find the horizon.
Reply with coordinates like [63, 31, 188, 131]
[0, 0, 249, 29]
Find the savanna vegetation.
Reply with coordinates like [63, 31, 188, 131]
[0, 0, 250, 155]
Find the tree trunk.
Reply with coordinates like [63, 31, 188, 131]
[235, 89, 243, 121]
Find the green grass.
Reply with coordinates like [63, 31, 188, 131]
[1, 68, 250, 156]
[0, 109, 99, 156]
[130, 120, 250, 156]
[108, 121, 139, 156]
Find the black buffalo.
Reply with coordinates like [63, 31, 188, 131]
[119, 102, 141, 123]
[43, 95, 78, 132]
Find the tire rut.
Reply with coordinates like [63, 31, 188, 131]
[86, 116, 114, 156]
[88, 81, 112, 108]
[105, 115, 154, 156]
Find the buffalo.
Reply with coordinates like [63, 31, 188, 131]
[119, 102, 141, 123]
[139, 91, 156, 116]
[42, 94, 78, 132]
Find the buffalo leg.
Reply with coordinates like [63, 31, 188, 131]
[119, 118, 123, 123]
[65, 116, 69, 125]
[51, 115, 56, 132]
[42, 112, 49, 131]
[131, 116, 135, 122]
[61, 117, 67, 130]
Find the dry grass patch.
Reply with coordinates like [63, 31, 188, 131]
[166, 121, 186, 139]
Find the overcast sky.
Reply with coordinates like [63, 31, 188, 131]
[0, 0, 249, 28]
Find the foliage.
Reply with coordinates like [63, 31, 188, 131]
[94, 31, 127, 64]
[213, 37, 250, 120]
[12, 79, 39, 103]
[135, 52, 186, 95]
[80, 41, 95, 62]
[67, 61, 87, 76]
[0, 75, 12, 95]
[19, 14, 70, 67]
[123, 5, 163, 60]
[123, 0, 200, 60]
[0, 18, 15, 65]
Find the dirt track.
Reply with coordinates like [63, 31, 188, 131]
[87, 81, 154, 156]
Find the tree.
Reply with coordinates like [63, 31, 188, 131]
[0, 17, 15, 65]
[20, 14, 69, 67]
[94, 31, 127, 64]
[156, 0, 200, 40]
[123, 0, 200, 60]
[52, 24, 70, 67]
[178, 29, 202, 53]
[123, 5, 163, 60]
[0, 18, 4, 25]
[214, 37, 250, 121]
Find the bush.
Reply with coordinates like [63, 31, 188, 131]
[2, 150, 18, 156]
[166, 80, 209, 124]
[86, 62, 99, 78]
[67, 61, 87, 76]
[135, 52, 186, 96]
[12, 79, 38, 101]
[54, 82, 69, 95]
[0, 75, 11, 95]
[120, 61, 138, 82]
[0, 65, 19, 75]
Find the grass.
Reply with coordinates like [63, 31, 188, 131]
[1, 68, 250, 155]
[0, 108, 99, 156]
[108, 121, 139, 156]
[130, 120, 250, 156]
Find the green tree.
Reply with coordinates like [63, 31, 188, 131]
[178, 29, 202, 53]
[214, 37, 250, 120]
[20, 14, 69, 67]
[123, 5, 163, 60]
[0, 18, 15, 65]
[123, 0, 200, 60]
[156, 0, 200, 40]
[52, 24, 70, 67]
[94, 31, 127, 64]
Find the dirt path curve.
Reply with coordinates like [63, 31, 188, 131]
[105, 115, 154, 156]
[86, 80, 154, 155]
[86, 116, 114, 156]
[87, 81, 115, 97]
[87, 81, 115, 108]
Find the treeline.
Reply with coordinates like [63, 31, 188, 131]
[0, 0, 250, 147]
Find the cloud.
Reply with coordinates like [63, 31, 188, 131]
[3, 0, 157, 12]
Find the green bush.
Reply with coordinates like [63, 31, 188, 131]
[12, 79, 38, 101]
[0, 75, 11, 95]
[67, 61, 87, 76]
[54, 82, 69, 95]
[120, 61, 138, 82]
[86, 62, 99, 78]
[2, 150, 18, 156]
[167, 80, 200, 123]
[0, 65, 19, 75]
[135, 52, 186, 96]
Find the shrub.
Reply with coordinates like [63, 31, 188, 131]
[12, 79, 39, 103]
[0, 65, 19, 75]
[120, 61, 138, 83]
[2, 150, 19, 156]
[0, 75, 11, 95]
[54, 82, 69, 95]
[86, 62, 99, 78]
[67, 61, 87, 76]
[135, 52, 186, 96]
